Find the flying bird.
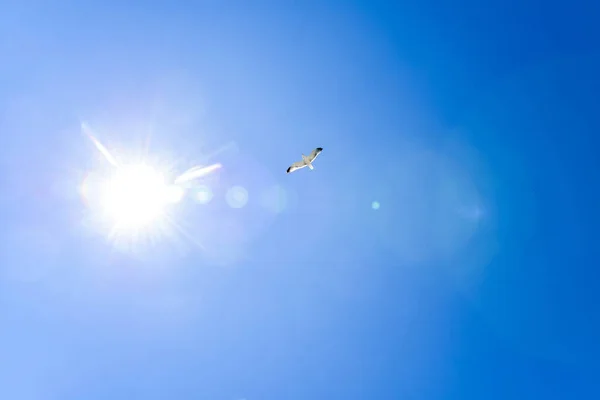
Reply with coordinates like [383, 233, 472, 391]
[287, 147, 323, 174]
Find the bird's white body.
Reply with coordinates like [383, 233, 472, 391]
[301, 154, 314, 170]
[287, 147, 323, 173]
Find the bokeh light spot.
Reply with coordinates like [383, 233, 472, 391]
[195, 185, 214, 204]
[226, 186, 249, 208]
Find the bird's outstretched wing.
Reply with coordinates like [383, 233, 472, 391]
[287, 160, 307, 174]
[307, 147, 323, 163]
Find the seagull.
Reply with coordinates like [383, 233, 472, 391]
[287, 147, 323, 174]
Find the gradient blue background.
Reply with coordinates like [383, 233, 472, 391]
[1, 1, 599, 399]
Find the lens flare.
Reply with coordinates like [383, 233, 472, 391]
[174, 164, 222, 185]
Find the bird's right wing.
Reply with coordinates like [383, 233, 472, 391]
[287, 160, 307, 174]
[307, 147, 323, 163]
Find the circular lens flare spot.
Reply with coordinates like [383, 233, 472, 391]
[195, 185, 214, 204]
[226, 186, 249, 209]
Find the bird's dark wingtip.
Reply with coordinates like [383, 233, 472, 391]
[286, 167, 291, 173]
[317, 147, 323, 151]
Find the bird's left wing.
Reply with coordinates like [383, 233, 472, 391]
[287, 160, 307, 174]
[307, 147, 323, 163]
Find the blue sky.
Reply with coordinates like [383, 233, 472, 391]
[1, 1, 600, 399]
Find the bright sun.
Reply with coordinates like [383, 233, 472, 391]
[101, 163, 184, 229]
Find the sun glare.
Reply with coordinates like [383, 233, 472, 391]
[80, 124, 225, 254]
[101, 164, 183, 229]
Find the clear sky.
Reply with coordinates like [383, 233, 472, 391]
[1, 1, 599, 399]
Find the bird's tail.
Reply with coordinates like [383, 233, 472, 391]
[307, 163, 314, 170]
